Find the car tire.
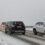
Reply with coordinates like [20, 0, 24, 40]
[8, 30, 12, 34]
[33, 28, 37, 35]
[22, 32, 25, 35]
[5, 28, 11, 34]
[22, 30, 25, 35]
[5, 28, 8, 34]
[11, 32, 14, 34]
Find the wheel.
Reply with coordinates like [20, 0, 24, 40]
[5, 28, 8, 34]
[11, 32, 14, 34]
[22, 30, 25, 35]
[33, 28, 37, 35]
[5, 28, 11, 34]
[22, 32, 25, 35]
[7, 30, 12, 34]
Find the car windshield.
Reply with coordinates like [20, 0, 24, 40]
[36, 22, 44, 25]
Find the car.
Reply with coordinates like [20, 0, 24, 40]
[2, 21, 25, 35]
[33, 22, 45, 35]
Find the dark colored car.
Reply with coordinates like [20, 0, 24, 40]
[2, 21, 25, 35]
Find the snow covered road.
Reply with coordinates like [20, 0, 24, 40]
[1, 28, 45, 45]
[0, 32, 31, 45]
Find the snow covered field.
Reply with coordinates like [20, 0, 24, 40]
[0, 32, 31, 45]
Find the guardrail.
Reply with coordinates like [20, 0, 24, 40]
[26, 26, 33, 28]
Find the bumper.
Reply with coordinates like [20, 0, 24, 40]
[11, 30, 25, 33]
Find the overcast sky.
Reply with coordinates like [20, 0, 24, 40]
[0, 0, 45, 26]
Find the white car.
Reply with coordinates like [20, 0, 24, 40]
[33, 22, 45, 35]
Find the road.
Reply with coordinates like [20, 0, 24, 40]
[9, 29, 45, 45]
[1, 28, 45, 45]
[0, 32, 31, 45]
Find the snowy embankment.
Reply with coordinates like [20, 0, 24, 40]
[26, 28, 33, 31]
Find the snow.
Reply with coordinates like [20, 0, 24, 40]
[0, 32, 31, 45]
[26, 28, 33, 31]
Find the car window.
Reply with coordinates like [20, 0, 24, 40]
[16, 22, 24, 26]
[36, 22, 44, 26]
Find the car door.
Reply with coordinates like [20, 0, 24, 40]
[38, 23, 44, 33]
[38, 24, 44, 33]
[36, 22, 44, 33]
[35, 24, 41, 32]
[42, 24, 45, 33]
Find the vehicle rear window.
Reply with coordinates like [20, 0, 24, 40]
[16, 22, 24, 26]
